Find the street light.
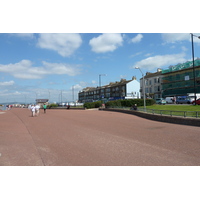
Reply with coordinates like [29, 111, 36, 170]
[72, 85, 74, 102]
[190, 33, 200, 105]
[135, 67, 146, 112]
[99, 74, 107, 101]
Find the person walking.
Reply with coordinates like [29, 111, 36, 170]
[31, 105, 36, 117]
[43, 103, 47, 113]
[35, 104, 40, 116]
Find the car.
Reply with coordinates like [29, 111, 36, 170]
[176, 97, 191, 104]
[191, 98, 200, 105]
[156, 98, 166, 105]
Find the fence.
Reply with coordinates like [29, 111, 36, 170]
[107, 106, 200, 118]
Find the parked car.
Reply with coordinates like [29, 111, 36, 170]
[191, 98, 200, 105]
[156, 98, 166, 105]
[176, 97, 192, 104]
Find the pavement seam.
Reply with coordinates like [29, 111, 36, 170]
[11, 110, 46, 166]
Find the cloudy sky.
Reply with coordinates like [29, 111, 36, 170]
[0, 33, 200, 103]
[0, 0, 199, 104]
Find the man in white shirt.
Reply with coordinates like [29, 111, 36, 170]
[35, 104, 40, 116]
[31, 105, 36, 117]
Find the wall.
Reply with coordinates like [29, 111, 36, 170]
[100, 108, 200, 127]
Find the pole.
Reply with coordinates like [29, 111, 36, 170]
[99, 75, 101, 101]
[61, 90, 62, 105]
[135, 67, 146, 112]
[99, 74, 106, 101]
[72, 85, 74, 102]
[191, 33, 197, 105]
[142, 74, 146, 112]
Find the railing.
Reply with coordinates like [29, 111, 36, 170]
[107, 106, 200, 118]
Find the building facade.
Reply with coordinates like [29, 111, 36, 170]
[78, 77, 140, 103]
[162, 60, 200, 97]
[140, 59, 200, 100]
[139, 69, 163, 99]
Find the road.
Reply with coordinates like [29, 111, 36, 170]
[0, 108, 200, 166]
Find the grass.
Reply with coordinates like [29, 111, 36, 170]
[106, 104, 200, 117]
[144, 104, 200, 112]
[137, 104, 200, 118]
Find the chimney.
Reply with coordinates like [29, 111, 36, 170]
[132, 76, 136, 80]
[157, 68, 162, 72]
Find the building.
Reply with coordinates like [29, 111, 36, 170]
[139, 68, 163, 99]
[78, 77, 140, 103]
[35, 99, 49, 107]
[139, 59, 200, 100]
[162, 59, 200, 97]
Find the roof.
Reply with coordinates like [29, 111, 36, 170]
[36, 99, 49, 103]
[144, 71, 162, 79]
[80, 78, 135, 93]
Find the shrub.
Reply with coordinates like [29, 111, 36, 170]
[47, 103, 58, 109]
[84, 101, 102, 109]
[105, 99, 155, 107]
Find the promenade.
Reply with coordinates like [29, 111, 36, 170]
[1, 108, 200, 166]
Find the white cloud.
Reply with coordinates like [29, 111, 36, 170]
[131, 34, 143, 43]
[133, 53, 186, 71]
[92, 80, 97, 84]
[161, 33, 200, 43]
[70, 84, 83, 91]
[0, 80, 15, 86]
[42, 61, 81, 76]
[181, 46, 188, 52]
[89, 33, 123, 53]
[0, 60, 82, 79]
[37, 33, 82, 57]
[9, 33, 35, 39]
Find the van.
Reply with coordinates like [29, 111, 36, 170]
[165, 97, 173, 104]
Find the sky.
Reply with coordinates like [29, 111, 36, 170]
[1, 33, 200, 104]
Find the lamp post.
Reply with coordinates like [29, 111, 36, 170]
[99, 74, 106, 101]
[135, 67, 146, 112]
[190, 33, 200, 105]
[72, 85, 74, 102]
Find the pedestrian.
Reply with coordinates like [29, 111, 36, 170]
[31, 105, 36, 117]
[133, 104, 137, 110]
[130, 104, 137, 110]
[35, 104, 40, 116]
[28, 104, 32, 115]
[43, 103, 47, 113]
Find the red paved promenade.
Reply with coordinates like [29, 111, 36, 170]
[0, 108, 200, 166]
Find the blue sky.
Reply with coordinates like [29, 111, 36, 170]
[1, 33, 200, 103]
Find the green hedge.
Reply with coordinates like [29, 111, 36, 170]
[47, 103, 58, 109]
[84, 99, 155, 109]
[84, 101, 102, 109]
[105, 99, 155, 107]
